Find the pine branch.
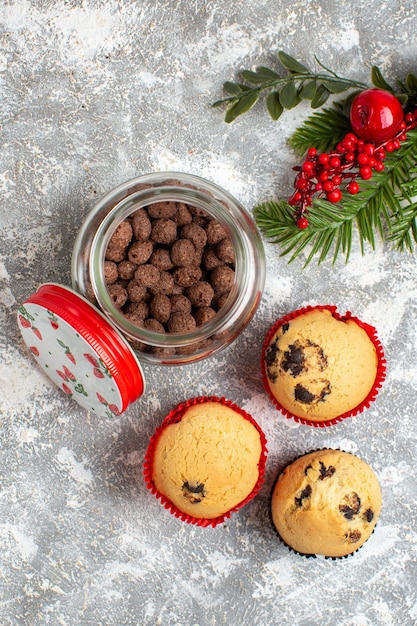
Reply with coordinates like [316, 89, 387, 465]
[287, 104, 352, 156]
[254, 128, 417, 265]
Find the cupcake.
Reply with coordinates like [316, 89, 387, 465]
[271, 449, 382, 558]
[262, 305, 386, 426]
[143, 396, 267, 527]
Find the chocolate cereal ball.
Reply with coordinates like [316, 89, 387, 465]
[172, 265, 202, 288]
[117, 260, 137, 280]
[168, 312, 197, 333]
[150, 248, 174, 271]
[107, 283, 128, 307]
[185, 281, 214, 307]
[211, 265, 235, 293]
[109, 220, 133, 248]
[181, 223, 207, 249]
[205, 220, 227, 245]
[170, 239, 196, 267]
[135, 264, 161, 288]
[150, 294, 171, 324]
[132, 210, 152, 242]
[128, 240, 153, 265]
[151, 218, 177, 245]
[170, 294, 192, 314]
[127, 280, 148, 303]
[104, 261, 118, 285]
[194, 307, 217, 326]
[148, 201, 177, 219]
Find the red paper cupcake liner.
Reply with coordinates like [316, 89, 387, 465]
[143, 395, 268, 528]
[269, 448, 380, 560]
[261, 305, 386, 428]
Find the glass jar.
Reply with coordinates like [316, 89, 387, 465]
[71, 172, 265, 365]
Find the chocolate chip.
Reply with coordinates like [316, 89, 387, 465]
[318, 461, 336, 480]
[265, 339, 279, 383]
[294, 484, 312, 507]
[365, 508, 374, 523]
[294, 385, 315, 404]
[339, 492, 361, 519]
[281, 322, 289, 333]
[182, 481, 205, 503]
[345, 530, 362, 544]
[282, 342, 305, 376]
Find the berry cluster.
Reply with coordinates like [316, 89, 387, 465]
[289, 110, 417, 229]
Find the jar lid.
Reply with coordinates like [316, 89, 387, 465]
[17, 283, 145, 417]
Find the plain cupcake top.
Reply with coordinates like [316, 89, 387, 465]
[149, 399, 266, 522]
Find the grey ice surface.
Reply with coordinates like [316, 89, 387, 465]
[1, 1, 417, 625]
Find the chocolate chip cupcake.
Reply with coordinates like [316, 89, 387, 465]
[143, 396, 268, 527]
[271, 449, 382, 558]
[262, 305, 386, 426]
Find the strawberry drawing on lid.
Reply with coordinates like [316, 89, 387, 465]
[57, 339, 76, 364]
[47, 310, 59, 330]
[62, 383, 73, 396]
[18, 305, 35, 329]
[84, 353, 112, 378]
[62, 365, 76, 381]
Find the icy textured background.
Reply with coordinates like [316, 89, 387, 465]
[1, 1, 416, 624]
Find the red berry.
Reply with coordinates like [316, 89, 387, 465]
[318, 153, 329, 164]
[329, 156, 341, 168]
[359, 165, 372, 180]
[307, 147, 317, 157]
[357, 153, 369, 165]
[295, 178, 309, 190]
[326, 189, 342, 203]
[302, 161, 315, 173]
[297, 217, 309, 229]
[374, 162, 385, 172]
[323, 181, 334, 192]
[347, 181, 360, 194]
[344, 132, 358, 144]
[350, 88, 404, 142]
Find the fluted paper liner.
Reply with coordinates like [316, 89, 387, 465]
[261, 305, 386, 427]
[143, 395, 268, 527]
